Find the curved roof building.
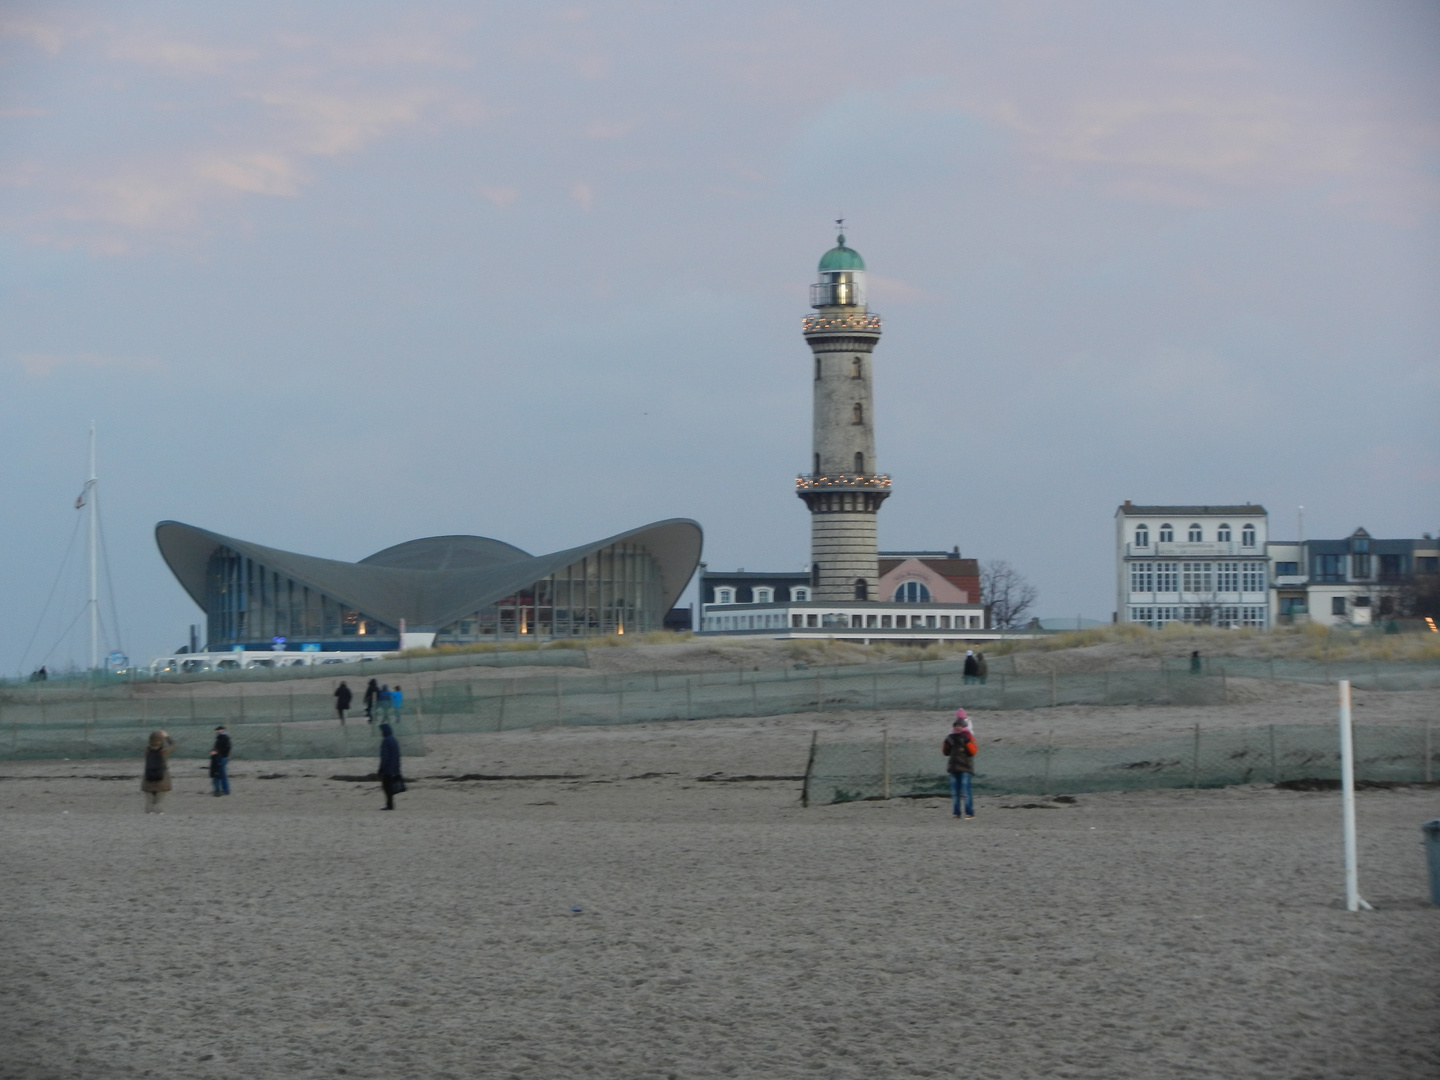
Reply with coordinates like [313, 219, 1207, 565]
[156, 518, 702, 650]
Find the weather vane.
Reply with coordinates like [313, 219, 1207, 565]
[835, 217, 845, 243]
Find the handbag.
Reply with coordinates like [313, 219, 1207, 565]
[391, 776, 407, 794]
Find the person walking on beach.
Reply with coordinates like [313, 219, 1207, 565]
[975, 652, 989, 685]
[1190, 650, 1202, 675]
[363, 678, 380, 723]
[334, 681, 353, 726]
[142, 730, 176, 814]
[963, 650, 979, 684]
[390, 684, 404, 723]
[942, 712, 976, 819]
[377, 723, 405, 810]
[210, 725, 231, 797]
[377, 684, 393, 721]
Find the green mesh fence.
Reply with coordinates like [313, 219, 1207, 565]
[806, 724, 1438, 804]
[0, 715, 424, 764]
[3, 656, 1437, 762]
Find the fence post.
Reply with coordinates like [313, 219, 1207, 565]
[882, 728, 891, 800]
[1269, 724, 1278, 784]
[801, 730, 818, 808]
[1043, 730, 1054, 793]
[751, 677, 758, 716]
[1191, 723, 1201, 790]
[555, 678, 563, 726]
[1425, 718, 1433, 784]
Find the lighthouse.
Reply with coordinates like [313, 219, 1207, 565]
[796, 227, 890, 601]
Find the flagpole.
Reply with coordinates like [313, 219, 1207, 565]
[88, 422, 98, 672]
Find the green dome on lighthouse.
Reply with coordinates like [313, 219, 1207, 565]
[818, 233, 866, 272]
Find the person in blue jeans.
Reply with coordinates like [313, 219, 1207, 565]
[210, 725, 231, 796]
[942, 711, 975, 818]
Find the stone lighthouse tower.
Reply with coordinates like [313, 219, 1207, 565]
[797, 227, 890, 601]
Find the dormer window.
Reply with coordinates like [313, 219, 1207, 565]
[1241, 524, 1256, 547]
[894, 581, 931, 603]
[1159, 524, 1174, 543]
[715, 588, 734, 605]
[1188, 524, 1203, 542]
[1134, 525, 1149, 548]
[1217, 524, 1231, 542]
[754, 587, 773, 604]
[790, 586, 810, 602]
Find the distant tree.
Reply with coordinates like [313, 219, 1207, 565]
[980, 560, 1039, 629]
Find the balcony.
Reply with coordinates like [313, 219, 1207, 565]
[796, 473, 892, 490]
[1126, 541, 1248, 557]
[802, 312, 882, 334]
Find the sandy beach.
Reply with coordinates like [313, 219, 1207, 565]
[3, 684, 1438, 1079]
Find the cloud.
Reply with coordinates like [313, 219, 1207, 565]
[254, 87, 441, 156]
[107, 33, 256, 75]
[0, 13, 88, 55]
[17, 353, 165, 377]
[571, 183, 593, 211]
[585, 118, 637, 139]
[480, 186, 518, 207]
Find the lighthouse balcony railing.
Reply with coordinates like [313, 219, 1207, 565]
[802, 311, 882, 333]
[796, 473, 891, 490]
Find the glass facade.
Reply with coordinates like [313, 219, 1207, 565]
[206, 547, 397, 649]
[434, 542, 665, 642]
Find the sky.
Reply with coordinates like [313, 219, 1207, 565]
[2, 0, 1438, 672]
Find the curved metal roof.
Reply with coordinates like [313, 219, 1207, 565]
[155, 518, 703, 631]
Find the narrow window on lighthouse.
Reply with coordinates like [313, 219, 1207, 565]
[851, 357, 863, 379]
[813, 453, 821, 476]
[852, 402, 863, 425]
[854, 579, 869, 600]
[854, 452, 864, 473]
[815, 356, 821, 381]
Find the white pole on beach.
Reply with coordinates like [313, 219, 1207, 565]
[1338, 680, 1373, 912]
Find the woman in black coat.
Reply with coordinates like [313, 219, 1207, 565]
[377, 723, 404, 810]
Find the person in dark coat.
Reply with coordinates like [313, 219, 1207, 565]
[963, 650, 979, 684]
[334, 681, 353, 725]
[210, 725, 232, 796]
[363, 678, 380, 722]
[941, 713, 976, 819]
[378, 684, 393, 721]
[377, 723, 404, 810]
[975, 652, 989, 685]
[141, 730, 175, 814]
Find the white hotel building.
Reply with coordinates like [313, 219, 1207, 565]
[1115, 503, 1270, 628]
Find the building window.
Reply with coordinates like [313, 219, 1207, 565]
[1130, 564, 1154, 593]
[1188, 524, 1203, 542]
[852, 402, 864, 425]
[1155, 563, 1178, 592]
[1352, 553, 1371, 579]
[805, 614, 818, 627]
[894, 581, 931, 603]
[1378, 554, 1409, 580]
[1279, 597, 1306, 617]
[1216, 563, 1239, 592]
[1419, 557, 1439, 574]
[791, 614, 803, 627]
[851, 357, 863, 379]
[1159, 524, 1174, 543]
[1313, 554, 1346, 582]
[854, 452, 864, 473]
[1217, 524, 1232, 542]
[1331, 596, 1347, 617]
[815, 356, 821, 381]
[1134, 525, 1149, 547]
[715, 588, 734, 605]
[1242, 525, 1256, 547]
[1241, 564, 1266, 592]
[854, 579, 869, 600]
[791, 587, 809, 602]
[1181, 562, 1213, 593]
[754, 587, 773, 604]
[1274, 562, 1298, 576]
